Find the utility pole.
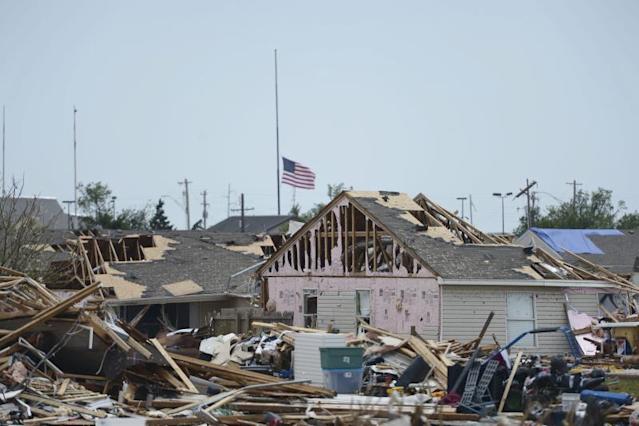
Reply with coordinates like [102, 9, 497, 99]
[201, 190, 209, 228]
[2, 105, 5, 196]
[566, 179, 582, 208]
[62, 200, 74, 230]
[73, 106, 78, 219]
[231, 193, 254, 232]
[456, 196, 467, 220]
[178, 178, 192, 230]
[274, 49, 281, 215]
[514, 179, 537, 229]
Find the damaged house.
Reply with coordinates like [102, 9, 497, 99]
[40, 230, 271, 336]
[515, 227, 639, 279]
[257, 191, 637, 355]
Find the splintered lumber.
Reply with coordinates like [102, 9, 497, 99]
[19, 393, 107, 418]
[169, 352, 334, 397]
[251, 321, 326, 334]
[85, 313, 152, 359]
[85, 313, 131, 353]
[498, 351, 523, 413]
[407, 336, 448, 387]
[0, 282, 101, 348]
[167, 379, 313, 416]
[150, 338, 199, 393]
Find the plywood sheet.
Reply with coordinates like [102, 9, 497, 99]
[162, 279, 203, 296]
[142, 235, 177, 260]
[95, 274, 146, 300]
[348, 191, 423, 211]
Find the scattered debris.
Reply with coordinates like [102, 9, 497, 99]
[1, 266, 637, 424]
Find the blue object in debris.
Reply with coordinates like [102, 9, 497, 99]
[580, 389, 634, 406]
[530, 228, 623, 254]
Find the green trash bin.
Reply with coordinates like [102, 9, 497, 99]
[319, 347, 364, 369]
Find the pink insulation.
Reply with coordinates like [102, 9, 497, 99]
[267, 276, 440, 334]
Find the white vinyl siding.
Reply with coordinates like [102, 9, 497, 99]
[441, 285, 603, 355]
[506, 292, 536, 347]
[317, 290, 357, 332]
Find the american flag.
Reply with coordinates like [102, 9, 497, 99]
[282, 157, 315, 189]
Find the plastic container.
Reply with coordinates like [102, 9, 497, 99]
[580, 389, 633, 406]
[562, 393, 580, 412]
[322, 368, 363, 394]
[319, 347, 364, 369]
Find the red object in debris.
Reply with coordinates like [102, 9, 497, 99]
[440, 391, 460, 405]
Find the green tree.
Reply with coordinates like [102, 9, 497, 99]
[149, 199, 173, 230]
[514, 188, 626, 234]
[616, 212, 639, 230]
[77, 181, 112, 221]
[289, 203, 302, 217]
[112, 208, 150, 230]
[78, 181, 149, 229]
[299, 182, 350, 222]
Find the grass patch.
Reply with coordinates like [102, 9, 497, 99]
[608, 377, 639, 397]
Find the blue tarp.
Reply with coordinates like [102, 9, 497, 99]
[530, 228, 623, 254]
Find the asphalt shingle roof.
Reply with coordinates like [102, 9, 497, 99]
[112, 231, 263, 298]
[352, 194, 537, 280]
[208, 215, 299, 234]
[565, 231, 639, 275]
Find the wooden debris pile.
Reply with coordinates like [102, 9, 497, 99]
[0, 270, 351, 424]
[567, 302, 639, 368]
[533, 247, 639, 292]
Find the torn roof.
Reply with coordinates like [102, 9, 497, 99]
[108, 231, 264, 299]
[348, 192, 542, 280]
[523, 228, 639, 275]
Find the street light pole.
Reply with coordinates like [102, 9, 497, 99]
[492, 192, 513, 234]
[456, 196, 467, 221]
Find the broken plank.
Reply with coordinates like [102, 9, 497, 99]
[19, 393, 107, 418]
[0, 282, 101, 348]
[150, 338, 199, 393]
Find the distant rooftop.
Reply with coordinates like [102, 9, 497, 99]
[2, 197, 77, 230]
[208, 215, 301, 234]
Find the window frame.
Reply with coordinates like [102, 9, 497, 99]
[355, 289, 371, 324]
[302, 288, 318, 328]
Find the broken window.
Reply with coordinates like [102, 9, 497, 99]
[303, 289, 318, 328]
[356, 290, 371, 324]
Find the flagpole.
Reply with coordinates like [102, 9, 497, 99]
[274, 49, 281, 215]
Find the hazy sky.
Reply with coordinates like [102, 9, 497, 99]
[1, 1, 637, 232]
